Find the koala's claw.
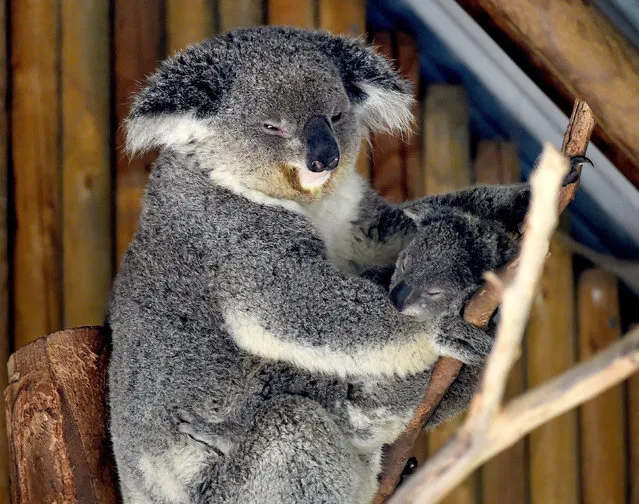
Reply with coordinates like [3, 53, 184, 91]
[562, 155, 592, 186]
[434, 317, 494, 365]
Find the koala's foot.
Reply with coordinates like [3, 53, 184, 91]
[562, 155, 593, 186]
[175, 409, 234, 457]
[432, 315, 494, 365]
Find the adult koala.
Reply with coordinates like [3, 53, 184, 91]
[108, 26, 535, 504]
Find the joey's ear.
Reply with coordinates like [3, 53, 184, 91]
[125, 40, 231, 155]
[323, 36, 414, 135]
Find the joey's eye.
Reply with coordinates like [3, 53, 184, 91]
[426, 290, 444, 298]
[331, 112, 343, 124]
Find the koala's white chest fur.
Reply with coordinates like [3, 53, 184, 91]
[307, 170, 402, 274]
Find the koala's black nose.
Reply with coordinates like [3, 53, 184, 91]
[390, 281, 413, 311]
[303, 116, 340, 172]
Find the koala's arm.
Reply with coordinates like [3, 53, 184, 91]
[346, 183, 528, 270]
[402, 184, 530, 235]
[216, 234, 438, 378]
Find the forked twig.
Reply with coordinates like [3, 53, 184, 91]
[373, 100, 596, 503]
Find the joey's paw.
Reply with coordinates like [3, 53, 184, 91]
[434, 315, 494, 365]
[562, 156, 592, 186]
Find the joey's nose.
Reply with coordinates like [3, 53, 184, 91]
[304, 116, 340, 173]
[390, 281, 413, 311]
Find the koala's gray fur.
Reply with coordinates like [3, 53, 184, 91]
[360, 206, 521, 430]
[108, 26, 538, 504]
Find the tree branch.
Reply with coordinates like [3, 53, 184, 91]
[373, 100, 595, 503]
[389, 326, 639, 504]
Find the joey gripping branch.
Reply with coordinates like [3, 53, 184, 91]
[373, 99, 596, 503]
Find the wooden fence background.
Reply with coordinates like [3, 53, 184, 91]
[0, 0, 637, 502]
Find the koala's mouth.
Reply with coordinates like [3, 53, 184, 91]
[297, 166, 333, 190]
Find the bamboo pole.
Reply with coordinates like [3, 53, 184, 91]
[374, 99, 595, 503]
[578, 269, 625, 504]
[474, 141, 527, 504]
[5, 328, 118, 504]
[11, 0, 62, 347]
[422, 84, 476, 504]
[114, 0, 164, 264]
[61, 0, 112, 327]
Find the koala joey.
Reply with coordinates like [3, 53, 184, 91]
[107, 25, 586, 504]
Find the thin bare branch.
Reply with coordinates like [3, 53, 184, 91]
[466, 145, 567, 426]
[389, 327, 639, 504]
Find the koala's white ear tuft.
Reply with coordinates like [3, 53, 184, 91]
[124, 113, 214, 155]
[318, 35, 415, 137]
[355, 82, 415, 136]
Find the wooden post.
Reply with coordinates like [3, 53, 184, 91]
[370, 32, 405, 203]
[629, 323, 639, 504]
[526, 237, 579, 504]
[114, 0, 164, 264]
[219, 0, 264, 30]
[317, 0, 371, 181]
[166, 0, 217, 53]
[474, 141, 527, 504]
[423, 84, 477, 504]
[61, 0, 112, 328]
[396, 32, 422, 201]
[268, 0, 316, 27]
[4, 327, 118, 504]
[0, 0, 9, 499]
[11, 0, 63, 347]
[578, 269, 626, 504]
[454, 0, 639, 189]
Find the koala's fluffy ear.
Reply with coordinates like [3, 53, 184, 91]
[322, 36, 414, 136]
[124, 41, 230, 155]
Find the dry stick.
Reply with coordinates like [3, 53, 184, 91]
[391, 326, 639, 504]
[388, 141, 581, 502]
[373, 99, 595, 503]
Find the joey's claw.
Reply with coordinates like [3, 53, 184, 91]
[434, 316, 494, 365]
[562, 155, 593, 186]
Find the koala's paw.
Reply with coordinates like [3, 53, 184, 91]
[433, 315, 494, 365]
[562, 155, 592, 187]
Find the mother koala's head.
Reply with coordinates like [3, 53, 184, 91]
[124, 26, 413, 205]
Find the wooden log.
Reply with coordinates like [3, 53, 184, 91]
[219, 0, 264, 30]
[629, 323, 639, 504]
[526, 237, 579, 504]
[11, 0, 62, 347]
[423, 85, 471, 195]
[423, 84, 477, 504]
[317, 0, 371, 181]
[370, 32, 404, 203]
[4, 327, 118, 504]
[474, 141, 527, 504]
[114, 0, 163, 264]
[268, 0, 316, 28]
[577, 269, 625, 504]
[61, 0, 112, 327]
[455, 0, 639, 189]
[166, 0, 217, 53]
[0, 0, 9, 500]
[396, 32, 422, 201]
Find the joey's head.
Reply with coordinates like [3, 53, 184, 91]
[389, 210, 519, 320]
[125, 26, 413, 205]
